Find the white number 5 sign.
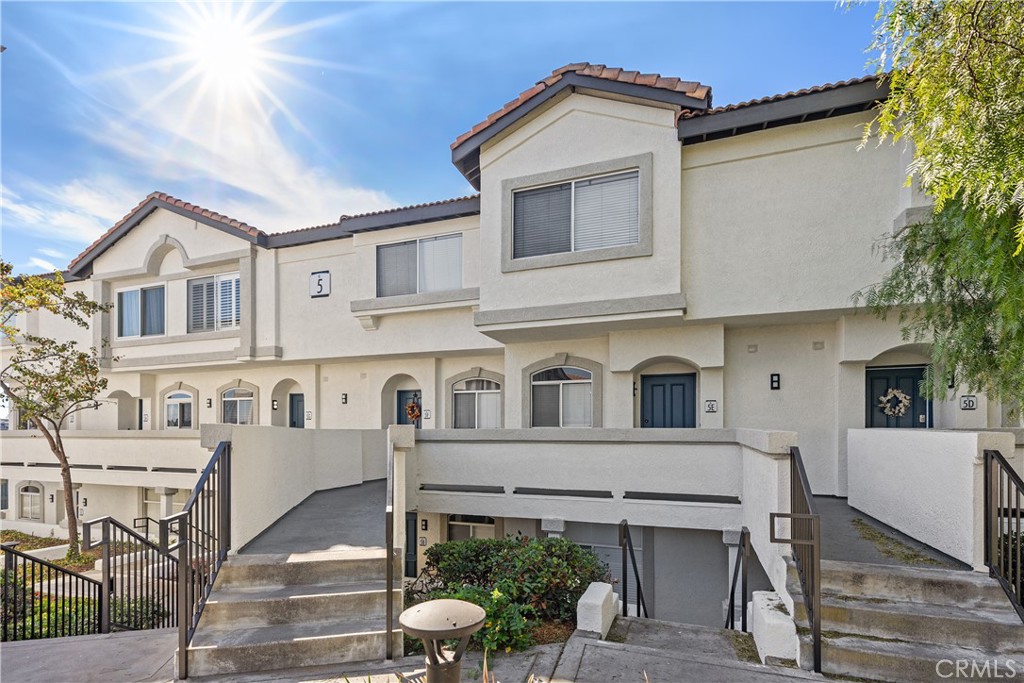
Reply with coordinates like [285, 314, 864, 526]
[310, 271, 331, 298]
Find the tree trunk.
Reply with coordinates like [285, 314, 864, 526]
[35, 421, 80, 556]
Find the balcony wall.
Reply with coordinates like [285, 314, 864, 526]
[0, 431, 208, 489]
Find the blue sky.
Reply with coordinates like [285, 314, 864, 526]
[1, 1, 880, 274]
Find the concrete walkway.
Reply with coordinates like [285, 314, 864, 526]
[0, 626, 819, 683]
[0, 628, 177, 683]
[814, 495, 965, 569]
[240, 480, 385, 554]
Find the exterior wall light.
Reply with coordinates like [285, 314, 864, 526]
[272, 399, 279, 411]
[206, 398, 213, 408]
[770, 373, 781, 390]
[341, 393, 348, 405]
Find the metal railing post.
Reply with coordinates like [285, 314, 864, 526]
[741, 528, 749, 632]
[619, 521, 629, 617]
[99, 520, 111, 633]
[177, 522, 190, 680]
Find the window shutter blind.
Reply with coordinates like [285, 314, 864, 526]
[118, 290, 140, 337]
[513, 183, 571, 258]
[418, 234, 462, 293]
[377, 241, 417, 297]
[477, 392, 501, 428]
[532, 384, 561, 427]
[141, 287, 165, 336]
[217, 276, 238, 328]
[561, 383, 593, 427]
[573, 171, 639, 251]
[188, 278, 215, 333]
[453, 393, 476, 429]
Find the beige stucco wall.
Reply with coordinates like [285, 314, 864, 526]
[680, 112, 904, 320]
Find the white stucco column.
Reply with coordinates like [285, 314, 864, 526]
[155, 487, 179, 518]
[700, 366, 725, 429]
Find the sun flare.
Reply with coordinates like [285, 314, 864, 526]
[184, 8, 265, 88]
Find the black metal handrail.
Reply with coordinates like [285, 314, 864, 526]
[770, 446, 821, 673]
[160, 440, 231, 680]
[133, 516, 160, 539]
[1, 541, 102, 641]
[617, 519, 648, 618]
[385, 436, 395, 659]
[725, 527, 750, 631]
[83, 516, 178, 632]
[984, 449, 1023, 623]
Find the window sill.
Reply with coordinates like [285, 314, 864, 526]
[112, 329, 239, 348]
[502, 242, 651, 273]
[351, 288, 479, 330]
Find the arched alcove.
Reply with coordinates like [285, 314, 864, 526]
[270, 378, 305, 428]
[107, 390, 137, 430]
[630, 356, 700, 429]
[381, 374, 422, 428]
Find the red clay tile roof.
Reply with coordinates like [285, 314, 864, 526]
[277, 194, 481, 236]
[677, 74, 882, 122]
[452, 63, 712, 149]
[68, 192, 265, 271]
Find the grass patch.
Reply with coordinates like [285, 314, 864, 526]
[728, 630, 760, 664]
[0, 530, 67, 551]
[850, 518, 943, 567]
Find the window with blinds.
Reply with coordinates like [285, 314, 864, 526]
[117, 285, 165, 338]
[452, 378, 501, 429]
[376, 234, 462, 298]
[188, 273, 240, 333]
[531, 367, 593, 427]
[513, 170, 638, 259]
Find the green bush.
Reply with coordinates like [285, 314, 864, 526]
[423, 536, 608, 622]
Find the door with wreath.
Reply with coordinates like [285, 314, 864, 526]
[865, 366, 933, 428]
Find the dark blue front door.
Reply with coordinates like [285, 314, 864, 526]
[866, 366, 932, 428]
[289, 393, 305, 428]
[641, 374, 697, 428]
[397, 390, 421, 428]
[405, 512, 418, 578]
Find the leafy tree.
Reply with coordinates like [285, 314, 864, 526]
[1, 259, 110, 556]
[860, 1, 1024, 409]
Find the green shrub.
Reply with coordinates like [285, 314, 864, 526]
[433, 582, 536, 653]
[423, 536, 608, 622]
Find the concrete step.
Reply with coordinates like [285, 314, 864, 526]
[200, 580, 402, 629]
[187, 617, 403, 677]
[216, 549, 392, 587]
[801, 633, 1024, 683]
[818, 560, 1008, 606]
[819, 594, 1024, 653]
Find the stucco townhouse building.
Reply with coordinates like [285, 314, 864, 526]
[3, 64, 1021, 638]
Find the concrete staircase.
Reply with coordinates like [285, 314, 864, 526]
[186, 548, 401, 678]
[791, 560, 1024, 682]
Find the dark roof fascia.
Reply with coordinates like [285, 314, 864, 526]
[452, 73, 711, 190]
[69, 198, 267, 277]
[266, 195, 481, 249]
[678, 78, 889, 145]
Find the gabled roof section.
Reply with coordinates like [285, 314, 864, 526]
[267, 195, 480, 248]
[68, 192, 267, 277]
[451, 63, 712, 190]
[678, 74, 888, 144]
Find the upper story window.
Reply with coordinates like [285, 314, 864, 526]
[117, 286, 165, 338]
[452, 378, 501, 429]
[165, 391, 194, 429]
[189, 273, 240, 333]
[531, 367, 593, 427]
[377, 234, 462, 298]
[513, 170, 638, 259]
[222, 387, 254, 425]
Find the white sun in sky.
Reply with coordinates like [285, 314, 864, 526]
[182, 4, 267, 90]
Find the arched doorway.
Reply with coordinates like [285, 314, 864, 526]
[107, 390, 137, 430]
[271, 378, 305, 428]
[381, 374, 422, 428]
[632, 357, 699, 428]
[865, 344, 933, 428]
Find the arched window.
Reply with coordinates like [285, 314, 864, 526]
[452, 378, 501, 429]
[222, 388, 255, 425]
[531, 367, 593, 427]
[19, 484, 41, 520]
[165, 391, 194, 429]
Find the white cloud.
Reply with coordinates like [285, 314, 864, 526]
[38, 247, 69, 259]
[27, 257, 59, 272]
